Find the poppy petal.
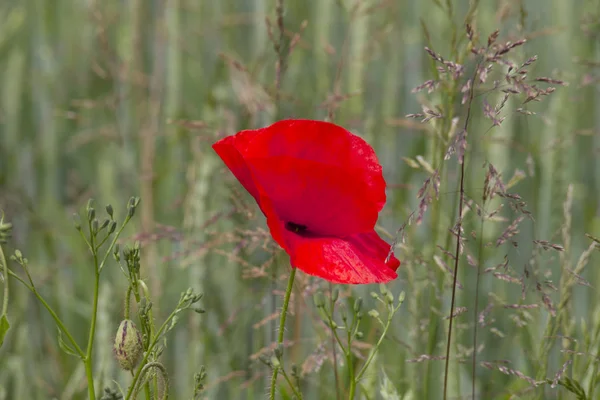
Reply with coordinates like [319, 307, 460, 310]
[212, 129, 261, 201]
[288, 230, 399, 284]
[247, 155, 383, 237]
[262, 205, 399, 284]
[242, 119, 386, 206]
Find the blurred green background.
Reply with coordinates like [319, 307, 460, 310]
[0, 0, 599, 399]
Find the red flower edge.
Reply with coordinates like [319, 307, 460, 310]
[213, 119, 400, 284]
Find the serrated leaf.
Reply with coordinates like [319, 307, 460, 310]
[0, 314, 10, 347]
[57, 327, 80, 358]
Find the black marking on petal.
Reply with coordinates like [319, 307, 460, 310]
[285, 221, 308, 234]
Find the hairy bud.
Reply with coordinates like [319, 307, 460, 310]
[113, 319, 143, 370]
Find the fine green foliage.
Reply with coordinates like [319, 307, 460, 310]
[0, 0, 599, 399]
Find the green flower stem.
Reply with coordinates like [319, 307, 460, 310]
[125, 285, 133, 320]
[131, 362, 170, 400]
[349, 297, 404, 399]
[323, 308, 350, 397]
[347, 320, 357, 400]
[84, 229, 100, 400]
[84, 213, 131, 400]
[348, 359, 356, 400]
[0, 245, 9, 317]
[328, 284, 341, 400]
[125, 301, 187, 400]
[99, 215, 131, 272]
[7, 269, 85, 357]
[279, 363, 303, 400]
[355, 309, 393, 381]
[269, 267, 296, 400]
[138, 280, 155, 341]
[138, 280, 157, 400]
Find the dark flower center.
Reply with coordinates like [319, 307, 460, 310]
[285, 221, 309, 236]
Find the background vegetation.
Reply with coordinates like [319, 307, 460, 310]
[0, 0, 599, 399]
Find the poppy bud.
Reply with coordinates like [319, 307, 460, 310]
[100, 219, 110, 230]
[105, 204, 114, 219]
[113, 244, 120, 262]
[87, 207, 96, 223]
[385, 292, 394, 305]
[72, 213, 82, 231]
[353, 298, 363, 313]
[113, 319, 143, 370]
[313, 292, 325, 308]
[331, 288, 339, 302]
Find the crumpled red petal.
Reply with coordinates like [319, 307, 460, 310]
[290, 232, 399, 284]
[260, 201, 399, 284]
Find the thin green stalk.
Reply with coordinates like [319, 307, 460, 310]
[7, 270, 85, 358]
[347, 318, 357, 400]
[99, 215, 132, 272]
[84, 231, 100, 400]
[125, 286, 133, 320]
[138, 280, 157, 400]
[279, 365, 303, 399]
[269, 267, 296, 400]
[328, 283, 341, 400]
[443, 59, 479, 400]
[326, 314, 348, 358]
[125, 293, 199, 400]
[471, 209, 487, 399]
[131, 362, 170, 400]
[83, 212, 131, 399]
[348, 356, 356, 399]
[355, 314, 391, 382]
[0, 245, 9, 316]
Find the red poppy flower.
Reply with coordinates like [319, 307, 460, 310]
[213, 119, 400, 284]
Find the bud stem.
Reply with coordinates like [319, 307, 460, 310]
[269, 267, 296, 400]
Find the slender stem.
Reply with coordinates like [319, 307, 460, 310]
[279, 365, 303, 400]
[328, 283, 341, 400]
[84, 231, 100, 400]
[7, 270, 85, 357]
[472, 210, 486, 399]
[269, 267, 296, 400]
[125, 286, 133, 320]
[99, 216, 131, 272]
[125, 299, 193, 400]
[138, 280, 156, 400]
[0, 245, 9, 316]
[355, 312, 393, 381]
[347, 310, 358, 400]
[443, 60, 479, 400]
[131, 362, 170, 400]
[83, 214, 130, 399]
[348, 355, 356, 400]
[326, 315, 348, 355]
